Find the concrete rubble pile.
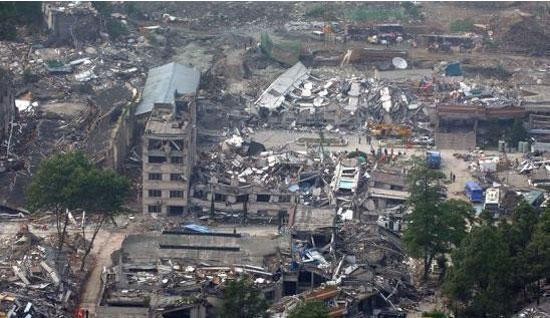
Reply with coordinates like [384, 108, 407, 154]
[98, 228, 287, 317]
[102, 262, 279, 314]
[255, 62, 429, 130]
[432, 75, 521, 109]
[272, 221, 415, 317]
[0, 226, 82, 317]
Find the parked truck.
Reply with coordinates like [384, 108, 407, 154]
[426, 151, 441, 169]
[465, 181, 484, 203]
[484, 187, 501, 212]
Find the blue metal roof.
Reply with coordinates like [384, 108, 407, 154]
[135, 62, 200, 116]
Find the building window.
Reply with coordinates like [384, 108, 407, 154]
[149, 156, 166, 163]
[168, 206, 184, 215]
[278, 195, 291, 203]
[236, 194, 249, 203]
[171, 156, 183, 164]
[214, 193, 227, 202]
[148, 189, 162, 197]
[170, 173, 183, 181]
[149, 173, 162, 181]
[170, 190, 184, 198]
[257, 194, 270, 202]
[148, 205, 160, 213]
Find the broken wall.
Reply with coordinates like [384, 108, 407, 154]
[0, 68, 15, 143]
[85, 85, 136, 170]
[104, 86, 139, 171]
[42, 2, 100, 45]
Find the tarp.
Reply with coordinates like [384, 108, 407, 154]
[445, 62, 462, 76]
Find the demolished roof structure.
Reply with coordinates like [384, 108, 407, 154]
[0, 226, 86, 317]
[135, 62, 201, 116]
[255, 61, 309, 111]
[99, 229, 289, 317]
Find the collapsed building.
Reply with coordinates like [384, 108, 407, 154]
[140, 62, 201, 215]
[0, 226, 86, 317]
[98, 227, 288, 317]
[254, 62, 428, 134]
[190, 139, 306, 224]
[42, 2, 100, 45]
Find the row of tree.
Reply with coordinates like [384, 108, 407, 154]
[27, 151, 130, 270]
[404, 157, 550, 317]
[444, 202, 550, 317]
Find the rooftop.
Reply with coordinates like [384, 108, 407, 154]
[145, 104, 188, 136]
[135, 62, 200, 116]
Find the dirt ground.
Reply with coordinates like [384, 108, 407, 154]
[78, 230, 127, 316]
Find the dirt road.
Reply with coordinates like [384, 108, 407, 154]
[78, 230, 127, 317]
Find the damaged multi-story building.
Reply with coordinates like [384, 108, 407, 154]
[0, 68, 16, 146]
[190, 143, 318, 225]
[97, 228, 288, 317]
[42, 2, 100, 45]
[140, 62, 201, 215]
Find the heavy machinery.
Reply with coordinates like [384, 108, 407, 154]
[368, 123, 412, 139]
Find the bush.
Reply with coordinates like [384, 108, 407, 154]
[23, 68, 39, 84]
[106, 19, 128, 39]
[401, 2, 423, 20]
[45, 60, 64, 68]
[449, 19, 474, 33]
[92, 1, 112, 17]
[124, 2, 142, 19]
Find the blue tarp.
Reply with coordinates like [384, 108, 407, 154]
[445, 62, 462, 76]
[288, 184, 300, 192]
[183, 224, 210, 233]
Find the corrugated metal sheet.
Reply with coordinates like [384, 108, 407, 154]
[135, 62, 200, 116]
[255, 62, 308, 110]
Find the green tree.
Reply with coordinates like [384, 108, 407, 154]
[288, 301, 329, 318]
[449, 19, 474, 33]
[27, 151, 130, 270]
[403, 158, 472, 279]
[75, 167, 130, 270]
[522, 207, 550, 304]
[27, 151, 93, 252]
[443, 224, 514, 317]
[105, 19, 128, 39]
[91, 1, 112, 17]
[221, 279, 268, 318]
[507, 119, 528, 147]
[443, 202, 548, 316]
